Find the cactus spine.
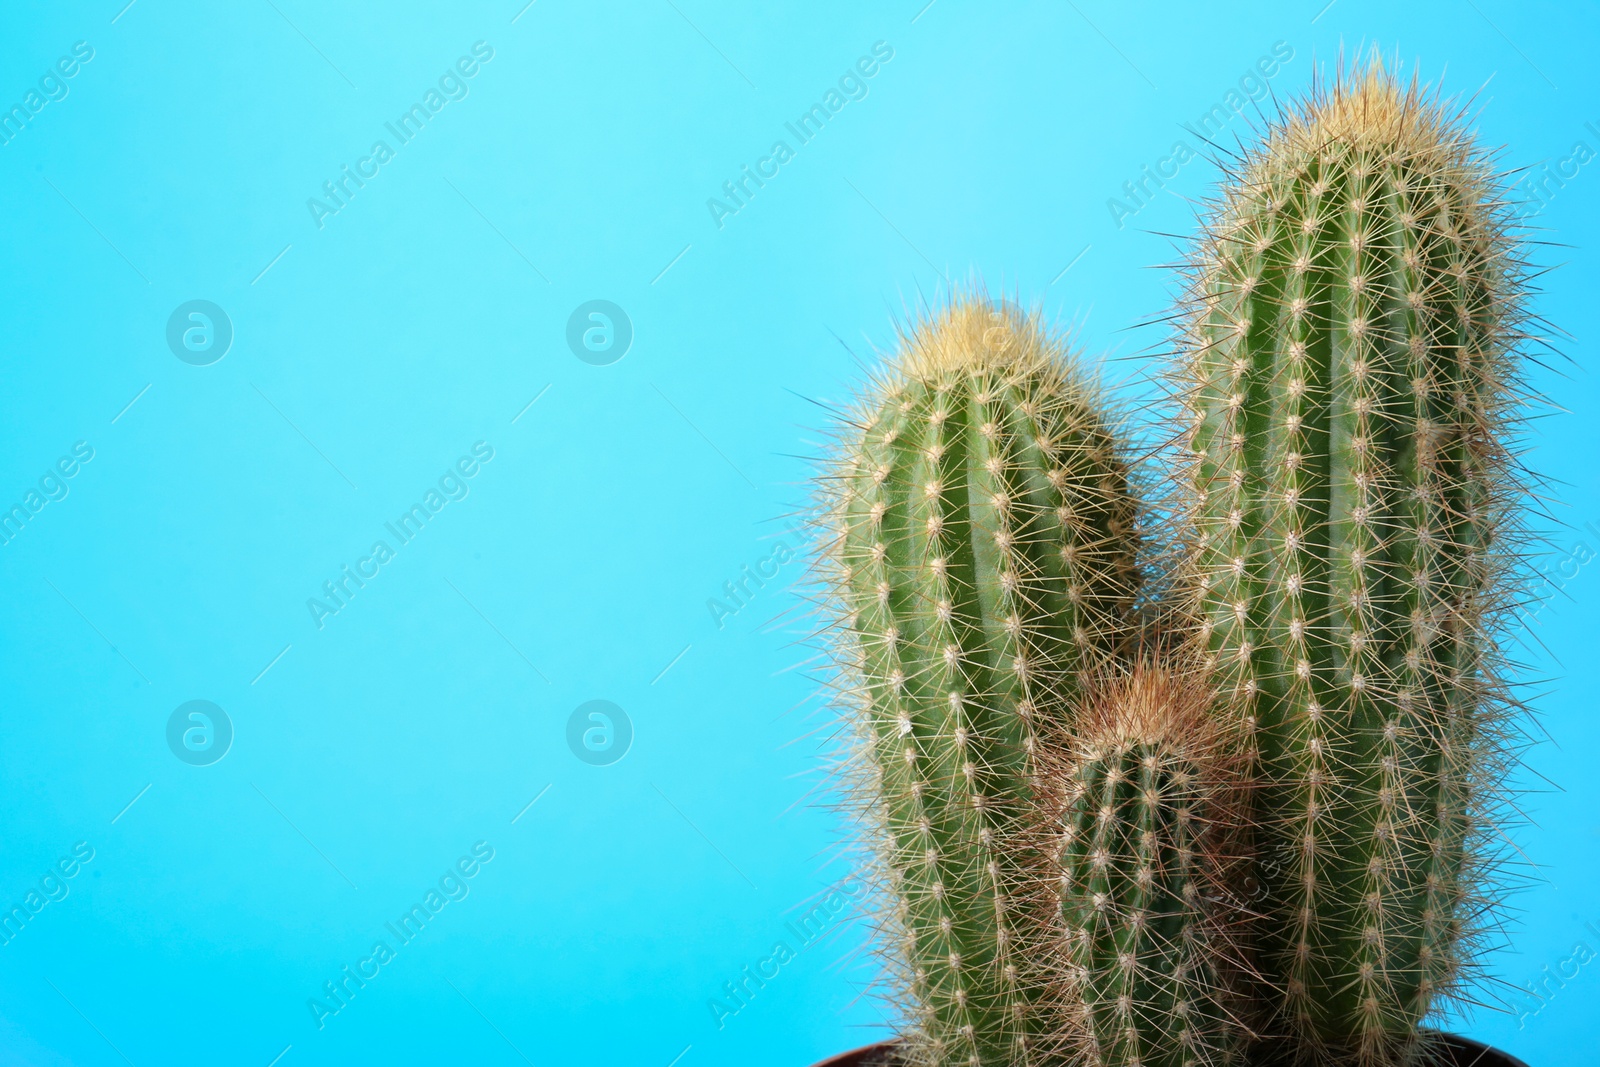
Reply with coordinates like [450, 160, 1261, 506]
[822, 296, 1143, 1065]
[1180, 60, 1528, 1065]
[1051, 666, 1245, 1067]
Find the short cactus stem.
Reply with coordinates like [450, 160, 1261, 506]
[1180, 58, 1531, 1065]
[820, 295, 1144, 1065]
[1051, 665, 1247, 1067]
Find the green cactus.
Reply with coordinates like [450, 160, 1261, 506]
[1051, 665, 1246, 1067]
[820, 295, 1144, 1065]
[1179, 60, 1529, 1065]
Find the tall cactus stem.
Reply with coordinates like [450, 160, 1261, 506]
[816, 294, 1144, 1065]
[1177, 55, 1537, 1066]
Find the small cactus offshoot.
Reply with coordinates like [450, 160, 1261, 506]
[1049, 664, 1248, 1067]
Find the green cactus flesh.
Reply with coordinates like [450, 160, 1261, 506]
[1054, 668, 1241, 1067]
[829, 298, 1142, 1065]
[1183, 65, 1523, 1064]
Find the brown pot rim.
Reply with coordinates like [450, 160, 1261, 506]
[806, 1032, 1531, 1067]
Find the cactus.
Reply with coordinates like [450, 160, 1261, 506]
[1178, 58, 1530, 1065]
[818, 295, 1144, 1065]
[1049, 665, 1247, 1067]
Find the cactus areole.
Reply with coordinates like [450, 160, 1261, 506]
[1183, 61, 1528, 1065]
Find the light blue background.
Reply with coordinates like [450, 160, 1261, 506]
[0, 1, 1593, 1064]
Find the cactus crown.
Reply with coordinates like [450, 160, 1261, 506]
[1268, 61, 1489, 175]
[1065, 662, 1220, 757]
